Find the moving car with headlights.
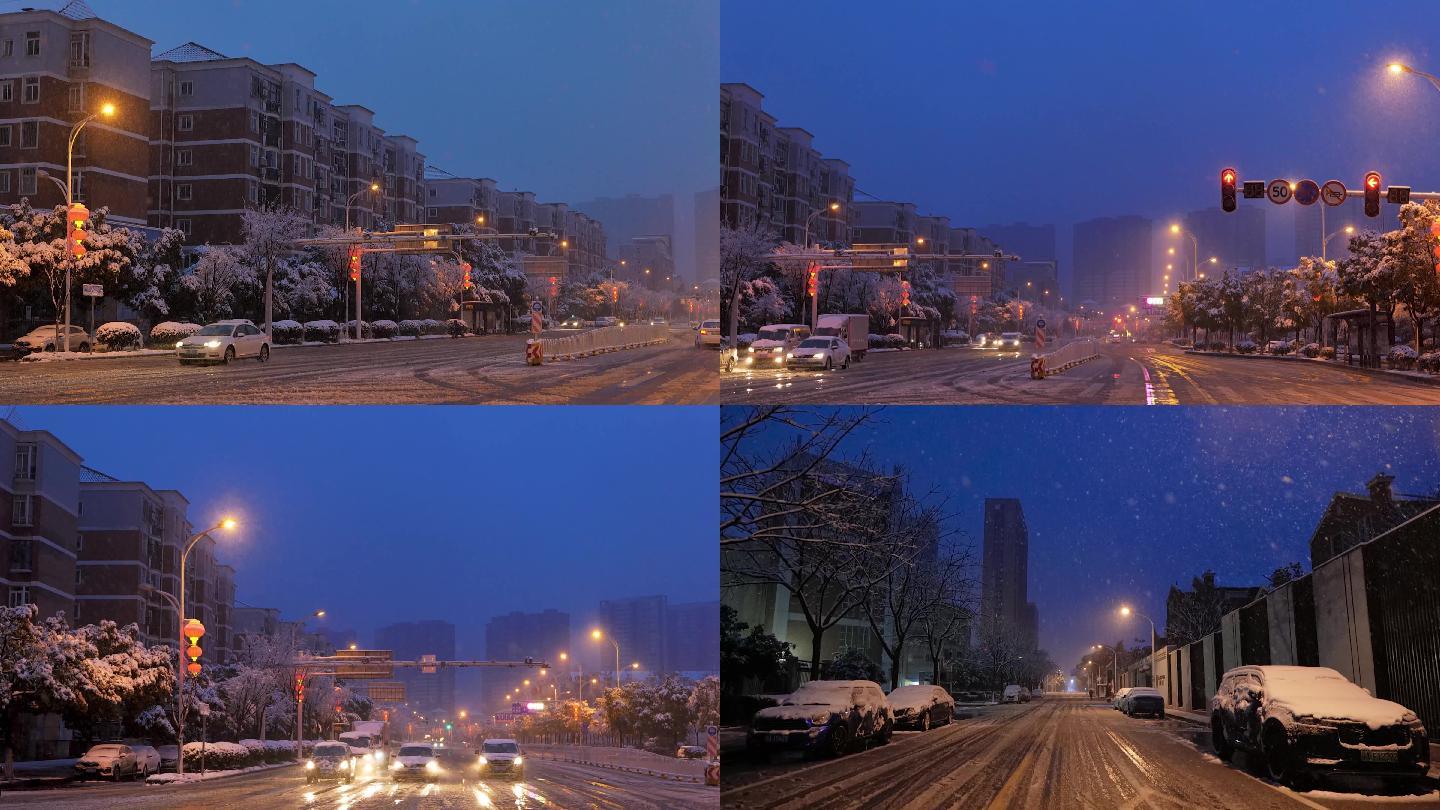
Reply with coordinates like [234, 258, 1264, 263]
[13, 324, 94, 355]
[560, 316, 584, 329]
[305, 741, 356, 784]
[997, 332, 1023, 350]
[695, 319, 723, 347]
[391, 742, 440, 782]
[74, 744, 140, 780]
[476, 738, 524, 780]
[785, 336, 850, 371]
[176, 319, 270, 365]
[747, 324, 811, 367]
[1210, 665, 1430, 790]
[887, 684, 955, 731]
[1121, 686, 1165, 718]
[747, 679, 892, 759]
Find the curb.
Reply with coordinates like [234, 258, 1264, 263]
[1182, 349, 1440, 387]
[146, 761, 298, 786]
[527, 752, 704, 783]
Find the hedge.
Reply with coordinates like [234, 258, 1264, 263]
[371, 319, 398, 339]
[95, 322, 142, 351]
[303, 320, 341, 343]
[445, 318, 469, 337]
[150, 321, 201, 346]
[270, 320, 304, 345]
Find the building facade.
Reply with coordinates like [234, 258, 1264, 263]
[980, 498, 1036, 650]
[1072, 215, 1153, 310]
[482, 609, 570, 712]
[1, 419, 81, 621]
[375, 619, 456, 716]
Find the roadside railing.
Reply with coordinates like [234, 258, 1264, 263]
[1036, 338, 1100, 377]
[535, 323, 670, 361]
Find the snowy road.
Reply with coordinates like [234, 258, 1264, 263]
[0, 328, 716, 405]
[719, 343, 1440, 405]
[0, 758, 718, 809]
[720, 695, 1437, 809]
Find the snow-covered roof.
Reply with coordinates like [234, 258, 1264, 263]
[154, 42, 229, 63]
[79, 465, 119, 483]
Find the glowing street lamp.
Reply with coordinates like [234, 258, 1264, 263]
[60, 101, 116, 350]
[1118, 605, 1158, 693]
[591, 628, 621, 687]
[1387, 61, 1440, 94]
[175, 517, 237, 774]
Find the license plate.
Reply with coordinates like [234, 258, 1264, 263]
[1360, 749, 1398, 763]
[768, 732, 789, 742]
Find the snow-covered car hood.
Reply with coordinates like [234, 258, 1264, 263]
[887, 695, 937, 712]
[754, 702, 845, 721]
[749, 339, 786, 350]
[1270, 695, 1417, 729]
[78, 753, 122, 764]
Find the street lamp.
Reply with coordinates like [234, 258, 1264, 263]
[1322, 225, 1355, 261]
[173, 517, 237, 775]
[344, 182, 381, 233]
[1091, 644, 1120, 693]
[59, 102, 116, 351]
[591, 628, 621, 688]
[1118, 605, 1158, 694]
[1387, 62, 1440, 94]
[802, 201, 841, 249]
[1169, 224, 1201, 283]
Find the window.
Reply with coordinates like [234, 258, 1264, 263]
[177, 218, 191, 237]
[14, 443, 36, 479]
[1, 40, 10, 58]
[67, 84, 82, 112]
[177, 183, 192, 201]
[0, 171, 10, 194]
[19, 120, 37, 149]
[247, 181, 258, 203]
[10, 539, 31, 572]
[428, 207, 437, 219]
[177, 114, 193, 132]
[22, 77, 38, 104]
[19, 167, 35, 195]
[68, 32, 88, 67]
[249, 144, 259, 167]
[176, 149, 192, 167]
[7, 587, 31, 608]
[0, 125, 9, 147]
[75, 567, 83, 585]
[178, 80, 192, 96]
[0, 81, 11, 102]
[24, 31, 38, 57]
[12, 494, 33, 527]
[249, 110, 259, 133]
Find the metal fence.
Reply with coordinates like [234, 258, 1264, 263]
[1038, 339, 1100, 375]
[535, 324, 670, 361]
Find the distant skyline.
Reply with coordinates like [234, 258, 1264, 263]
[722, 0, 1440, 292]
[5, 406, 718, 674]
[740, 406, 1440, 676]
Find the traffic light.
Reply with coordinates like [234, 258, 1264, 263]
[1220, 168, 1237, 213]
[806, 265, 819, 297]
[348, 246, 362, 282]
[65, 203, 89, 260]
[548, 275, 558, 298]
[1364, 171, 1382, 218]
[183, 618, 205, 678]
[899, 279, 910, 308]
[462, 261, 473, 290]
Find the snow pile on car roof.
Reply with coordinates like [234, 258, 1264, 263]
[1261, 666, 1415, 729]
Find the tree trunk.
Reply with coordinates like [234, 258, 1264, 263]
[807, 624, 827, 682]
[263, 259, 274, 338]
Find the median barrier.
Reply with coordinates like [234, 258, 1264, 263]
[1038, 339, 1100, 376]
[531, 324, 670, 363]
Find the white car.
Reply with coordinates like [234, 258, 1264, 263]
[476, 738, 524, 780]
[997, 332, 1023, 350]
[305, 741, 356, 784]
[747, 324, 811, 366]
[1112, 687, 1134, 709]
[785, 337, 850, 370]
[74, 743, 141, 780]
[695, 319, 723, 347]
[391, 742, 439, 782]
[14, 324, 93, 354]
[131, 744, 162, 777]
[177, 319, 271, 365]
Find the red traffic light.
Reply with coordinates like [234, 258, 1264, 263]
[1221, 169, 1236, 186]
[1220, 168, 1238, 213]
[1364, 171, 1382, 218]
[348, 246, 362, 281]
[1365, 172, 1381, 190]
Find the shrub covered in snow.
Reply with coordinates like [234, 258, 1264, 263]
[422, 318, 444, 336]
[345, 319, 371, 339]
[1300, 342, 1321, 358]
[95, 321, 142, 351]
[868, 333, 888, 349]
[1235, 339, 1257, 354]
[181, 740, 255, 771]
[1419, 351, 1440, 373]
[270, 320, 303, 345]
[884, 333, 907, 349]
[1268, 340, 1293, 355]
[303, 320, 341, 343]
[445, 318, 469, 337]
[150, 321, 201, 346]
[1206, 340, 1227, 352]
[398, 319, 425, 337]
[370, 319, 398, 339]
[1387, 344, 1419, 370]
[1320, 346, 1336, 359]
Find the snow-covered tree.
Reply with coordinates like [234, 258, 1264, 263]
[721, 224, 780, 339]
[1339, 229, 1403, 354]
[180, 247, 255, 323]
[238, 206, 312, 336]
[686, 675, 719, 744]
[1389, 202, 1440, 352]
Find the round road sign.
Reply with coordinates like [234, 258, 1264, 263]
[531, 301, 543, 313]
[1267, 179, 1292, 205]
[1036, 318, 1047, 330]
[1321, 180, 1347, 207]
[706, 725, 719, 737]
[1293, 179, 1320, 206]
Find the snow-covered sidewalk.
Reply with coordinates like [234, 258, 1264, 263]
[146, 760, 295, 785]
[1182, 349, 1440, 386]
[524, 744, 707, 782]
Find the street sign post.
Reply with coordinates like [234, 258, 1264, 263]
[365, 681, 406, 702]
[1293, 179, 1320, 206]
[82, 283, 102, 338]
[1321, 180, 1347, 207]
[1035, 318, 1047, 351]
[1267, 179, 1293, 205]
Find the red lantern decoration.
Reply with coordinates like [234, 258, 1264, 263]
[187, 662, 202, 677]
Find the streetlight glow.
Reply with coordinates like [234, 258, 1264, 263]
[1389, 62, 1407, 75]
[590, 629, 602, 640]
[100, 103, 116, 117]
[1169, 224, 1180, 234]
[220, 518, 238, 530]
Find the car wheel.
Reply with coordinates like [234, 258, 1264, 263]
[826, 726, 850, 757]
[223, 346, 235, 364]
[1263, 724, 1297, 786]
[258, 344, 270, 363]
[921, 713, 931, 732]
[841, 356, 849, 369]
[78, 342, 91, 353]
[1211, 716, 1234, 762]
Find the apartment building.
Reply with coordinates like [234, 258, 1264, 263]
[852, 200, 917, 246]
[914, 214, 951, 272]
[564, 209, 607, 277]
[719, 83, 772, 231]
[0, 420, 81, 620]
[617, 235, 675, 289]
[425, 176, 498, 230]
[949, 226, 1003, 299]
[0, 1, 152, 224]
[495, 189, 537, 253]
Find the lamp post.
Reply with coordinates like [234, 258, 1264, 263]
[1387, 62, 1440, 94]
[590, 629, 620, 688]
[1322, 225, 1355, 262]
[59, 103, 115, 351]
[343, 182, 381, 341]
[1091, 644, 1120, 695]
[1168, 224, 1200, 283]
[1119, 605, 1158, 692]
[173, 518, 236, 775]
[802, 202, 840, 328]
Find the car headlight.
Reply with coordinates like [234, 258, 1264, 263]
[204, 339, 222, 348]
[175, 340, 185, 349]
[477, 755, 487, 766]
[512, 756, 522, 766]
[390, 761, 402, 770]
[340, 759, 350, 769]
[305, 760, 315, 770]
[747, 346, 754, 353]
[425, 760, 439, 772]
[810, 712, 830, 725]
[374, 751, 385, 763]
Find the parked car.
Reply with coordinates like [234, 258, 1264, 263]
[594, 316, 618, 328]
[747, 324, 811, 366]
[785, 337, 850, 371]
[13, 324, 93, 355]
[1122, 686, 1165, 718]
[695, 319, 723, 348]
[887, 685, 955, 731]
[676, 745, 708, 759]
[1002, 684, 1026, 704]
[176, 319, 270, 365]
[306, 741, 356, 784]
[130, 744, 161, 777]
[1210, 665, 1430, 790]
[156, 744, 179, 772]
[1112, 687, 1134, 709]
[390, 742, 440, 782]
[747, 679, 893, 759]
[74, 743, 141, 781]
[476, 738, 524, 780]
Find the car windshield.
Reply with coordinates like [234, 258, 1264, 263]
[798, 338, 830, 348]
[197, 324, 236, 336]
[398, 746, 433, 757]
[757, 328, 792, 341]
[314, 744, 348, 757]
[701, 321, 720, 329]
[483, 742, 519, 754]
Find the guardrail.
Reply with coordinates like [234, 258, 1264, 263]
[1037, 339, 1100, 377]
[535, 324, 670, 362]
